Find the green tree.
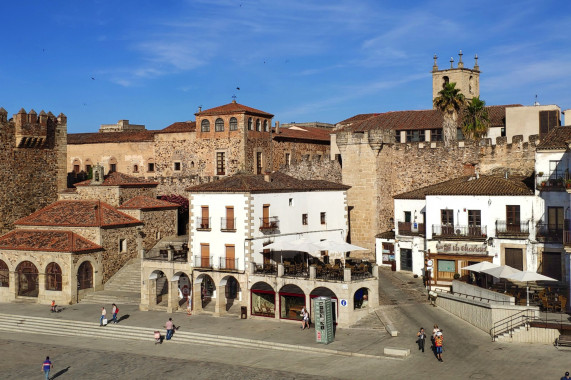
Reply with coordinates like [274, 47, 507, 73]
[462, 96, 490, 140]
[433, 82, 467, 145]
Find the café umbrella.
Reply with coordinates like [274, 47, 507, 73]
[480, 265, 522, 293]
[315, 240, 368, 265]
[505, 271, 557, 306]
[460, 261, 499, 273]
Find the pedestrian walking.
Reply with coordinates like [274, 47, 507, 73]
[154, 330, 161, 344]
[165, 317, 174, 340]
[431, 324, 439, 351]
[434, 330, 444, 362]
[50, 300, 56, 313]
[186, 295, 192, 316]
[300, 306, 307, 330]
[100, 306, 107, 326]
[416, 327, 426, 352]
[111, 303, 119, 324]
[561, 371, 570, 380]
[42, 356, 53, 380]
[304, 309, 310, 329]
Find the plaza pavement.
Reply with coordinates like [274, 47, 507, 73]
[0, 268, 569, 379]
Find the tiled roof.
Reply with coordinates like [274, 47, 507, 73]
[196, 101, 273, 118]
[68, 131, 156, 144]
[186, 172, 350, 193]
[119, 196, 179, 210]
[336, 105, 521, 133]
[75, 172, 158, 187]
[536, 126, 571, 150]
[336, 113, 380, 126]
[394, 175, 534, 199]
[15, 200, 143, 228]
[158, 121, 196, 133]
[273, 126, 331, 142]
[0, 229, 102, 253]
[376, 230, 395, 239]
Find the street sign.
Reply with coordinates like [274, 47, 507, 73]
[427, 259, 433, 266]
[340, 299, 347, 307]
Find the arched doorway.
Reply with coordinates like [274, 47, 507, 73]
[0, 259, 9, 287]
[150, 270, 167, 305]
[310, 287, 338, 325]
[78, 261, 93, 290]
[45, 262, 62, 291]
[354, 287, 369, 309]
[16, 261, 39, 297]
[175, 272, 191, 308]
[197, 274, 215, 310]
[220, 275, 240, 313]
[278, 284, 305, 320]
[251, 282, 275, 317]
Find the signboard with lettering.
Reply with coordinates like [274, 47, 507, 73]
[314, 297, 334, 344]
[435, 243, 487, 255]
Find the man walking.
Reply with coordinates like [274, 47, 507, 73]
[100, 306, 107, 326]
[561, 371, 570, 380]
[434, 330, 444, 362]
[165, 317, 174, 340]
[417, 327, 426, 353]
[111, 303, 119, 324]
[42, 356, 53, 380]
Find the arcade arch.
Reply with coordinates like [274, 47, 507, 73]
[16, 261, 39, 297]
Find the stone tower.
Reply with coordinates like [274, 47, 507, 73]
[432, 50, 480, 104]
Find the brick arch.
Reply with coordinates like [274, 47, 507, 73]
[0, 259, 9, 287]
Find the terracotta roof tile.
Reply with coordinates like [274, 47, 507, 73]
[196, 101, 273, 118]
[376, 230, 395, 239]
[273, 126, 331, 142]
[536, 126, 571, 150]
[186, 172, 350, 193]
[119, 196, 179, 210]
[68, 131, 156, 144]
[336, 105, 521, 133]
[75, 172, 158, 187]
[336, 113, 380, 126]
[15, 200, 143, 228]
[394, 175, 534, 199]
[0, 229, 102, 253]
[158, 121, 196, 133]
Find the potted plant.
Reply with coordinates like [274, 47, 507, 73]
[453, 273, 460, 280]
[566, 179, 571, 189]
[537, 172, 544, 177]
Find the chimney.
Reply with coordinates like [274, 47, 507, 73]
[198, 106, 202, 112]
[457, 50, 464, 68]
[275, 121, 280, 134]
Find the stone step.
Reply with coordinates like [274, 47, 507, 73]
[80, 290, 140, 306]
[0, 313, 381, 359]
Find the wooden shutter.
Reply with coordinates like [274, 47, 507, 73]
[505, 248, 523, 271]
[201, 244, 210, 267]
[226, 245, 235, 269]
[226, 207, 234, 230]
[201, 206, 209, 228]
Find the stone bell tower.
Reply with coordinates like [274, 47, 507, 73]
[432, 50, 480, 104]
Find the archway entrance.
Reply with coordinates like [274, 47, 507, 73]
[279, 284, 305, 320]
[198, 274, 215, 311]
[78, 261, 93, 290]
[151, 271, 168, 306]
[175, 272, 191, 308]
[220, 275, 240, 313]
[354, 287, 369, 309]
[16, 261, 39, 297]
[310, 287, 338, 325]
[251, 282, 275, 317]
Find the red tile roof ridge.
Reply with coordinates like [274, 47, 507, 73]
[119, 195, 180, 210]
[75, 171, 158, 187]
[0, 229, 102, 253]
[196, 101, 273, 117]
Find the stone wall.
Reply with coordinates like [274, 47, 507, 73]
[280, 155, 342, 183]
[121, 208, 178, 251]
[0, 109, 67, 233]
[100, 226, 140, 282]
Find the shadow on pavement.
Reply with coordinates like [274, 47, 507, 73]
[51, 366, 70, 379]
[117, 314, 130, 323]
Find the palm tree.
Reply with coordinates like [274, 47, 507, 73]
[462, 96, 490, 140]
[433, 82, 467, 145]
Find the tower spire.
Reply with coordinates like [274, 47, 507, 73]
[432, 54, 438, 72]
[449, 56, 454, 69]
[458, 50, 464, 68]
[474, 54, 479, 71]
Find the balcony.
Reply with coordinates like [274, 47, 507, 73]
[495, 220, 530, 238]
[193, 255, 213, 269]
[432, 224, 487, 241]
[536, 176, 566, 192]
[219, 257, 239, 271]
[535, 224, 563, 244]
[397, 221, 425, 236]
[259, 216, 279, 231]
[220, 217, 236, 232]
[564, 231, 571, 247]
[144, 243, 189, 262]
[196, 217, 211, 231]
[253, 263, 277, 275]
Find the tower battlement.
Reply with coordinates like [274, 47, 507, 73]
[4, 107, 67, 149]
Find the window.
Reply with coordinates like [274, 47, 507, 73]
[404, 211, 412, 223]
[200, 206, 209, 229]
[264, 120, 269, 132]
[256, 152, 263, 175]
[430, 129, 442, 141]
[285, 153, 290, 167]
[395, 130, 401, 143]
[539, 110, 560, 138]
[148, 163, 155, 172]
[456, 128, 465, 141]
[45, 262, 62, 291]
[133, 164, 139, 173]
[320, 212, 326, 225]
[216, 152, 226, 175]
[548, 207, 564, 232]
[225, 206, 235, 230]
[85, 164, 92, 173]
[225, 245, 235, 269]
[468, 210, 481, 226]
[406, 130, 425, 142]
[441, 209, 453, 234]
[201, 119, 210, 132]
[248, 117, 253, 131]
[302, 213, 308, 225]
[0, 260, 9, 287]
[110, 163, 117, 172]
[174, 162, 181, 171]
[289, 198, 294, 207]
[73, 165, 80, 173]
[506, 205, 520, 226]
[256, 119, 261, 132]
[229, 117, 238, 131]
[119, 239, 127, 253]
[215, 118, 224, 132]
[549, 160, 563, 178]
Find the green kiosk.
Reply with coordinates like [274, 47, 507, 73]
[314, 296, 334, 344]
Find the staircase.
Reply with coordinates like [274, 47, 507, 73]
[80, 258, 141, 306]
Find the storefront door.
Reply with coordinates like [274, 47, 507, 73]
[400, 248, 412, 271]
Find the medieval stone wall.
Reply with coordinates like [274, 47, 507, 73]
[100, 226, 140, 282]
[121, 208, 178, 251]
[280, 155, 342, 183]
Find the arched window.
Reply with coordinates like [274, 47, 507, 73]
[201, 119, 210, 132]
[229, 117, 238, 131]
[72, 158, 81, 173]
[442, 76, 449, 87]
[45, 262, 62, 291]
[215, 118, 224, 132]
[264, 120, 269, 132]
[109, 157, 117, 173]
[133, 164, 139, 173]
[78, 261, 93, 290]
[256, 119, 261, 132]
[248, 118, 253, 131]
[0, 260, 8, 287]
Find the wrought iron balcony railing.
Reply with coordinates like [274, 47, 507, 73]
[432, 224, 487, 240]
[397, 221, 425, 236]
[196, 217, 211, 230]
[259, 216, 279, 231]
[495, 220, 530, 237]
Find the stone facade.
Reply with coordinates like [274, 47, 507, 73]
[0, 108, 67, 233]
[120, 208, 178, 251]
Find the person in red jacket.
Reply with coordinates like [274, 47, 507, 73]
[434, 330, 444, 362]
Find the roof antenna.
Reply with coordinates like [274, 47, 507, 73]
[534, 95, 539, 106]
[232, 94, 237, 103]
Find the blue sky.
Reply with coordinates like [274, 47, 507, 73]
[1, 0, 570, 133]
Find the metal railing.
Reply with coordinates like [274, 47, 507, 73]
[220, 217, 236, 231]
[495, 220, 530, 237]
[253, 263, 277, 275]
[259, 216, 279, 231]
[432, 224, 487, 239]
[535, 224, 563, 243]
[196, 217, 211, 230]
[219, 257, 239, 270]
[564, 231, 571, 246]
[397, 221, 425, 236]
[193, 255, 213, 268]
[490, 309, 537, 341]
[536, 175, 566, 191]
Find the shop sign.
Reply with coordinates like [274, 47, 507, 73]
[436, 243, 487, 255]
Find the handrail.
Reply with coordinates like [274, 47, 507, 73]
[490, 309, 537, 341]
[434, 288, 513, 305]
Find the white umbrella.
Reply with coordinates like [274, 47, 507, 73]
[480, 265, 521, 279]
[460, 261, 499, 273]
[505, 271, 557, 306]
[263, 238, 321, 268]
[316, 240, 368, 265]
